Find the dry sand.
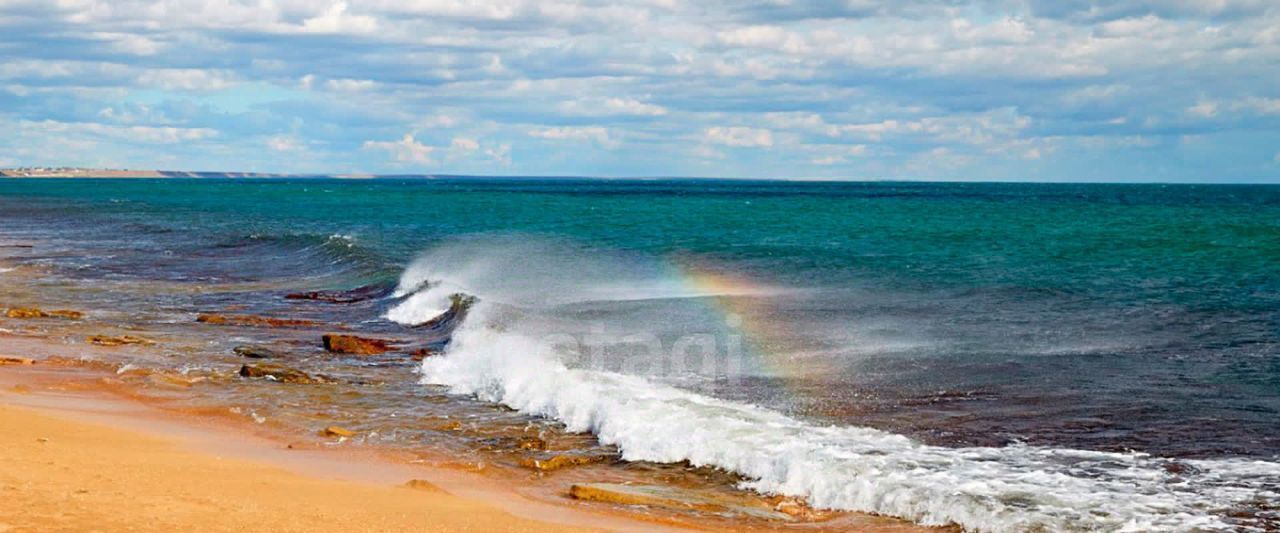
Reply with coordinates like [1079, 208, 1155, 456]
[0, 360, 714, 533]
[0, 401, 611, 532]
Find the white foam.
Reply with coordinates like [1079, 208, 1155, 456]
[421, 303, 1280, 532]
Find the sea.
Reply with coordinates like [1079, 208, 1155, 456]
[1, 178, 1277, 531]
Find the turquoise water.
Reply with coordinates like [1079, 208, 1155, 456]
[2, 178, 1279, 530]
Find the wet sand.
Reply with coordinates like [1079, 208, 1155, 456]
[0, 365, 661, 533]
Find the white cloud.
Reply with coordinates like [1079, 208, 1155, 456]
[1187, 101, 1219, 118]
[717, 25, 807, 54]
[450, 137, 480, 152]
[529, 126, 618, 148]
[484, 143, 512, 165]
[416, 113, 461, 129]
[19, 119, 216, 144]
[91, 32, 161, 55]
[1238, 97, 1280, 115]
[704, 126, 773, 147]
[301, 2, 379, 34]
[136, 69, 236, 91]
[559, 97, 667, 117]
[267, 135, 303, 152]
[324, 78, 377, 92]
[812, 144, 868, 165]
[362, 133, 435, 164]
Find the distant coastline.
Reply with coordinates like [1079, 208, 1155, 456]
[1, 167, 322, 179]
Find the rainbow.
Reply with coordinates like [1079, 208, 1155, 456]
[670, 256, 817, 381]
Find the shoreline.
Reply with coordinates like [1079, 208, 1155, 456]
[0, 356, 931, 532]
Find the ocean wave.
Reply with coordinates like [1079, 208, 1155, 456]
[218, 230, 392, 283]
[421, 303, 1280, 531]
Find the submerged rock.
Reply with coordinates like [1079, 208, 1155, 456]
[238, 363, 324, 384]
[320, 425, 356, 438]
[569, 483, 794, 521]
[322, 334, 393, 355]
[413, 293, 476, 331]
[5, 307, 83, 320]
[407, 346, 438, 361]
[86, 335, 155, 346]
[518, 453, 610, 472]
[232, 345, 284, 359]
[146, 372, 206, 389]
[402, 479, 448, 494]
[197, 313, 321, 328]
[285, 282, 396, 303]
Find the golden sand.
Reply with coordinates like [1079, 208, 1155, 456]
[0, 401, 606, 533]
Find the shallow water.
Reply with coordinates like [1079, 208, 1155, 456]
[1, 178, 1278, 530]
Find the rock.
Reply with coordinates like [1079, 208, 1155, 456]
[197, 313, 321, 328]
[285, 282, 396, 303]
[518, 453, 609, 472]
[147, 373, 205, 389]
[569, 483, 794, 521]
[402, 479, 448, 494]
[46, 310, 84, 320]
[86, 335, 155, 346]
[232, 345, 284, 359]
[407, 346, 438, 361]
[0, 356, 35, 365]
[322, 334, 393, 355]
[5, 307, 82, 320]
[320, 425, 356, 438]
[412, 293, 476, 331]
[517, 436, 547, 450]
[765, 495, 835, 521]
[238, 363, 324, 384]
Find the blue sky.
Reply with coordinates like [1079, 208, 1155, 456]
[1, 1, 1278, 181]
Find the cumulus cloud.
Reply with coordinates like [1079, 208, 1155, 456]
[704, 126, 774, 147]
[301, 2, 379, 34]
[324, 78, 377, 92]
[19, 119, 216, 144]
[529, 126, 618, 148]
[267, 135, 304, 152]
[363, 133, 436, 164]
[136, 69, 236, 91]
[559, 97, 668, 117]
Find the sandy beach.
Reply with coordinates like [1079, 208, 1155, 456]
[0, 370, 616, 533]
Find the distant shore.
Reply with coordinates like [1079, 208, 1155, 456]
[1, 167, 316, 178]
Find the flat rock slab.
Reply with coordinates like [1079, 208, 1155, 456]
[569, 483, 794, 521]
[197, 313, 322, 328]
[238, 364, 327, 384]
[321, 334, 396, 355]
[86, 335, 155, 347]
[6, 308, 83, 320]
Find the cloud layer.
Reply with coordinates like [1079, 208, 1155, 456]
[1, 0, 1278, 181]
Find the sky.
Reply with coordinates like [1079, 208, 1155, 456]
[0, 1, 1278, 182]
